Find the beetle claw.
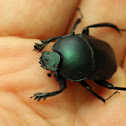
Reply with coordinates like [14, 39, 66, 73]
[31, 93, 48, 102]
[43, 96, 47, 101]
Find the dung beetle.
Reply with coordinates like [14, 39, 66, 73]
[31, 9, 126, 102]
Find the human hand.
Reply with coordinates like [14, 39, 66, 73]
[0, 0, 126, 126]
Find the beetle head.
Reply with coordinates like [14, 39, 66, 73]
[40, 51, 60, 72]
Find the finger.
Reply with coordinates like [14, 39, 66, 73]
[0, 37, 55, 92]
[0, 37, 37, 76]
[123, 52, 126, 72]
[0, 0, 78, 38]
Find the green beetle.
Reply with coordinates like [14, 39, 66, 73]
[31, 9, 126, 102]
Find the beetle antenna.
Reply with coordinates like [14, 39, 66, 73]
[47, 71, 52, 77]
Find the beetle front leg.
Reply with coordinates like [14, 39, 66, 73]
[31, 71, 67, 102]
[70, 8, 83, 35]
[34, 36, 60, 52]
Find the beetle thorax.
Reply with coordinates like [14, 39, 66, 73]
[39, 51, 61, 71]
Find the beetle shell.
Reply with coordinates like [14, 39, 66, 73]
[79, 34, 117, 80]
[52, 35, 93, 81]
[52, 34, 117, 81]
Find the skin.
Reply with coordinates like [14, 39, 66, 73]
[0, 0, 126, 125]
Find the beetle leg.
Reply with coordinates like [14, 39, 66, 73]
[40, 36, 61, 43]
[80, 80, 106, 103]
[31, 71, 66, 102]
[82, 23, 122, 35]
[70, 19, 81, 35]
[70, 8, 83, 35]
[94, 80, 126, 91]
[34, 36, 60, 52]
